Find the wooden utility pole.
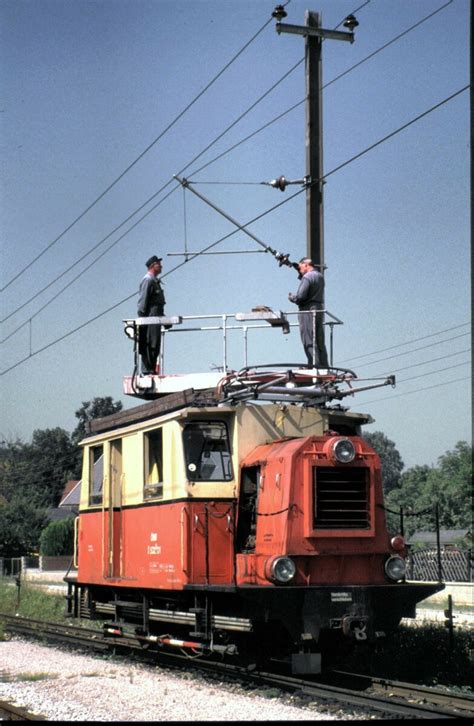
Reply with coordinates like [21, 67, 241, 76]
[274, 6, 357, 268]
[305, 10, 324, 270]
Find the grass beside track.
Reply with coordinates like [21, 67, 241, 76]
[0, 579, 68, 625]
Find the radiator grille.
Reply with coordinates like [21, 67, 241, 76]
[313, 467, 370, 529]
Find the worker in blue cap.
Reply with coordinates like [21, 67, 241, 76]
[288, 257, 329, 369]
[137, 255, 166, 374]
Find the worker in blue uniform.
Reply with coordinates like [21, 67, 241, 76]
[137, 255, 166, 374]
[288, 257, 329, 369]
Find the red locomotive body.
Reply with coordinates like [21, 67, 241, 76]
[66, 365, 443, 673]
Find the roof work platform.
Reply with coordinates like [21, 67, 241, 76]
[122, 307, 395, 406]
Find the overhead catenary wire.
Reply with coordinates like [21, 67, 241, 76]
[0, 184, 180, 329]
[370, 347, 471, 376]
[185, 0, 455, 180]
[0, 9, 276, 294]
[395, 360, 470, 383]
[1, 0, 422, 325]
[341, 332, 471, 368]
[359, 375, 471, 405]
[177, 86, 469, 266]
[1, 84, 469, 374]
[338, 321, 470, 363]
[0, 54, 305, 326]
[0, 0, 451, 325]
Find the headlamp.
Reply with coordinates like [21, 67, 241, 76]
[385, 555, 406, 582]
[265, 556, 296, 584]
[332, 438, 356, 464]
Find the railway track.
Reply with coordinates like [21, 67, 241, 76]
[1, 613, 473, 720]
[0, 699, 45, 721]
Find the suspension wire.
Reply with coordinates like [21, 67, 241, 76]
[0, 0, 377, 320]
[370, 347, 471, 376]
[178, 86, 469, 267]
[323, 0, 453, 91]
[0, 11, 274, 293]
[360, 360, 470, 387]
[338, 321, 470, 363]
[359, 375, 471, 405]
[1, 0, 450, 324]
[0, 56, 304, 325]
[1, 85, 468, 373]
[345, 332, 470, 368]
[186, 0, 455, 181]
[175, 175, 275, 255]
[395, 360, 470, 383]
[187, 181, 267, 185]
[0, 184, 180, 340]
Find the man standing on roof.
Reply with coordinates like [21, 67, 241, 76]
[137, 255, 166, 375]
[288, 257, 329, 369]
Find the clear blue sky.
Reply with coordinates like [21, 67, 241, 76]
[1, 0, 471, 470]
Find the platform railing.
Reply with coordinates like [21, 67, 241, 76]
[123, 308, 344, 376]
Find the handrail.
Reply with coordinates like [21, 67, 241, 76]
[123, 308, 343, 375]
[73, 516, 79, 569]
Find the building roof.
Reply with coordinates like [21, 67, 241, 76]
[408, 529, 471, 545]
[48, 507, 76, 521]
[59, 479, 81, 507]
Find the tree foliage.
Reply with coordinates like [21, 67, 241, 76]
[0, 396, 122, 557]
[363, 431, 404, 493]
[0, 429, 76, 509]
[39, 517, 75, 556]
[0, 499, 49, 557]
[72, 397, 123, 446]
[385, 441, 472, 537]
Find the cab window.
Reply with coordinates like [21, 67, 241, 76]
[144, 429, 163, 499]
[183, 421, 233, 481]
[89, 445, 104, 506]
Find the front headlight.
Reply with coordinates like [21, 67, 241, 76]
[332, 438, 356, 464]
[385, 555, 406, 581]
[265, 556, 296, 584]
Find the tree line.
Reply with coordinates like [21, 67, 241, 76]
[0, 398, 471, 557]
[0, 397, 122, 557]
[364, 432, 471, 543]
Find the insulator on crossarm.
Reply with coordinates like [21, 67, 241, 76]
[272, 5, 287, 21]
[269, 175, 287, 191]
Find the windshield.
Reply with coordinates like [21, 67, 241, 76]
[182, 421, 233, 481]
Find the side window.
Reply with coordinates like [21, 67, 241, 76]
[144, 429, 163, 499]
[182, 421, 233, 481]
[89, 445, 104, 506]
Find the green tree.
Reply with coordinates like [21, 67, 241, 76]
[0, 430, 76, 509]
[385, 465, 432, 536]
[0, 430, 76, 557]
[417, 441, 472, 530]
[70, 396, 123, 477]
[39, 517, 75, 556]
[0, 439, 33, 503]
[30, 428, 78, 507]
[0, 500, 48, 557]
[72, 396, 123, 445]
[363, 431, 404, 493]
[385, 441, 472, 537]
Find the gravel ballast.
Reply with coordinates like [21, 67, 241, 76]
[0, 638, 372, 721]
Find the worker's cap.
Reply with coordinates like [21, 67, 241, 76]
[299, 257, 314, 265]
[145, 255, 162, 267]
